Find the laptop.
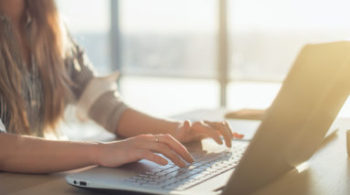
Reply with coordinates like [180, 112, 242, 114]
[66, 41, 350, 195]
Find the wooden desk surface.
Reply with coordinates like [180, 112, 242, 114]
[253, 118, 350, 195]
[1, 109, 350, 195]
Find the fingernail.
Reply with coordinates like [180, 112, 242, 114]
[233, 133, 244, 139]
[188, 155, 194, 163]
[180, 162, 186, 168]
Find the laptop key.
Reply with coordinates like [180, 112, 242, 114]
[122, 141, 248, 190]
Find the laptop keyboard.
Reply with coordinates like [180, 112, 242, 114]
[123, 141, 248, 191]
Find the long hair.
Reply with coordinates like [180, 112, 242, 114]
[0, 0, 72, 135]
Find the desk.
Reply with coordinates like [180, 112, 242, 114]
[1, 109, 350, 195]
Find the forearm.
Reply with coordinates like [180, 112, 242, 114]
[116, 108, 182, 138]
[0, 133, 98, 173]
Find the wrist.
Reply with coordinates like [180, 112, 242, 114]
[172, 120, 189, 142]
[88, 142, 102, 166]
[168, 120, 183, 135]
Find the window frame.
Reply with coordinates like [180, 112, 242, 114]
[110, 0, 230, 107]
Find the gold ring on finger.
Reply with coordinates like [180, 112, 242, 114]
[155, 135, 159, 143]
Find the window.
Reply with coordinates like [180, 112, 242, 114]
[56, 0, 350, 117]
[118, 0, 220, 115]
[56, 0, 111, 74]
[226, 0, 350, 111]
[228, 0, 350, 81]
[119, 0, 217, 78]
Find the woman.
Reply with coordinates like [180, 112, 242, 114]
[0, 0, 243, 173]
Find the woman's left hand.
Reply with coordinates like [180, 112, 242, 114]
[173, 120, 244, 147]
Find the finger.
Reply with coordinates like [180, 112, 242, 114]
[222, 121, 234, 140]
[217, 127, 232, 147]
[205, 121, 233, 147]
[148, 142, 187, 167]
[221, 121, 234, 147]
[192, 121, 223, 145]
[191, 134, 205, 141]
[233, 132, 244, 139]
[205, 120, 234, 140]
[158, 134, 194, 163]
[137, 150, 168, 166]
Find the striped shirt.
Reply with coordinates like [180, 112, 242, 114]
[0, 13, 128, 136]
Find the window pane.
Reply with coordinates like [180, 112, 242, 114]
[120, 0, 217, 78]
[229, 0, 350, 81]
[227, 81, 281, 110]
[56, 0, 111, 74]
[120, 77, 219, 116]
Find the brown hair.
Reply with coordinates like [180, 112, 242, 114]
[0, 0, 72, 135]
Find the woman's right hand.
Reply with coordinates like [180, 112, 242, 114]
[94, 134, 194, 168]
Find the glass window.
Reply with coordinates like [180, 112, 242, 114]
[56, 0, 111, 74]
[119, 0, 217, 78]
[120, 77, 219, 116]
[118, 0, 220, 115]
[228, 0, 350, 81]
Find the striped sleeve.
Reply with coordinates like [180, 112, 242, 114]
[66, 38, 129, 133]
[66, 41, 95, 100]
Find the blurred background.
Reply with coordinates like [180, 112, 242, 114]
[55, 0, 350, 122]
